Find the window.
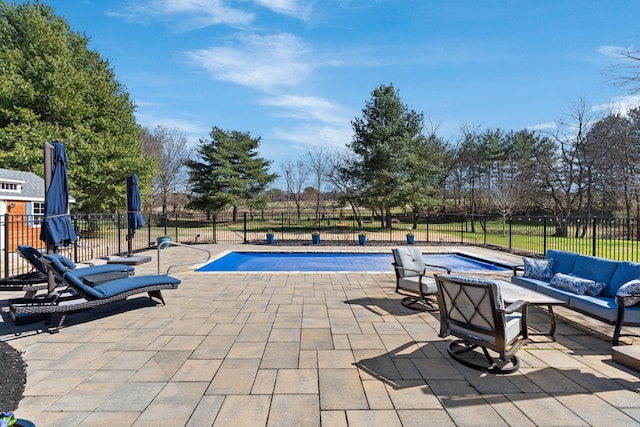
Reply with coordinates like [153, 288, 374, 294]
[31, 202, 44, 226]
[0, 181, 21, 192]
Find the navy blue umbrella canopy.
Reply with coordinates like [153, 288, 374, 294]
[40, 142, 77, 249]
[127, 174, 145, 235]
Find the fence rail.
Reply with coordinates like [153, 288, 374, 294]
[3, 212, 640, 277]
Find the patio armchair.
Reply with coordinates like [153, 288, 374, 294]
[434, 274, 529, 374]
[391, 247, 451, 311]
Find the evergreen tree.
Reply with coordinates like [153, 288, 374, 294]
[186, 127, 277, 220]
[0, 1, 153, 212]
[348, 83, 445, 227]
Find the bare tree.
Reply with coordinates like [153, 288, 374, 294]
[142, 125, 192, 217]
[281, 160, 309, 219]
[490, 171, 523, 236]
[306, 146, 330, 224]
[540, 99, 595, 236]
[609, 47, 640, 94]
[324, 149, 366, 226]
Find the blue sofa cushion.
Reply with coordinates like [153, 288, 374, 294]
[571, 255, 619, 286]
[616, 279, 640, 306]
[545, 250, 579, 275]
[608, 261, 640, 297]
[550, 272, 595, 295]
[510, 275, 543, 291]
[568, 295, 619, 322]
[531, 281, 573, 303]
[522, 257, 553, 280]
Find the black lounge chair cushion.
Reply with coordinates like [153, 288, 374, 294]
[63, 271, 181, 299]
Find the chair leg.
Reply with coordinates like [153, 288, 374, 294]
[47, 313, 67, 334]
[401, 296, 438, 312]
[148, 290, 165, 305]
[447, 340, 520, 374]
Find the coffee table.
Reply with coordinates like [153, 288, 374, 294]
[497, 280, 565, 341]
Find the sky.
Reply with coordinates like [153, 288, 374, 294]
[37, 0, 640, 176]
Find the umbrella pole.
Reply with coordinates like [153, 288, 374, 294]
[43, 142, 57, 293]
[127, 231, 133, 256]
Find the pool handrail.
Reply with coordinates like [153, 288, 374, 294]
[156, 240, 211, 275]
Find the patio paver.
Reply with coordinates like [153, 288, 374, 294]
[2, 244, 640, 426]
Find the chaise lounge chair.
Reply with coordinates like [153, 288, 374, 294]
[4, 245, 136, 297]
[391, 247, 451, 311]
[40, 253, 135, 284]
[0, 271, 47, 298]
[8, 254, 180, 332]
[0, 245, 53, 297]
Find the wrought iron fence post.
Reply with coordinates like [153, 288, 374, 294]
[543, 216, 547, 255]
[73, 215, 78, 261]
[592, 217, 597, 257]
[116, 213, 122, 254]
[426, 214, 429, 243]
[175, 213, 179, 243]
[3, 213, 8, 278]
[281, 212, 284, 240]
[483, 215, 487, 246]
[213, 213, 217, 243]
[244, 212, 247, 243]
[508, 216, 512, 250]
[147, 213, 151, 249]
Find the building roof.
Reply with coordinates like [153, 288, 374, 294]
[0, 168, 45, 201]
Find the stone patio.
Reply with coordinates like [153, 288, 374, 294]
[1, 244, 640, 426]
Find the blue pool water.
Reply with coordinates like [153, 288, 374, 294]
[196, 252, 511, 272]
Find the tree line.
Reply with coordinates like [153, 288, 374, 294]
[280, 85, 640, 235]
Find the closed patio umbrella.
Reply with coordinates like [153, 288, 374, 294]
[126, 174, 145, 255]
[41, 142, 76, 248]
[41, 141, 76, 292]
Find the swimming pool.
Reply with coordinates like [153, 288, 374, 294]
[196, 252, 513, 273]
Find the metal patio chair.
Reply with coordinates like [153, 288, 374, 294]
[434, 274, 529, 374]
[391, 246, 451, 311]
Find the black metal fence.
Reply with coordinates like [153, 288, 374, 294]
[4, 211, 640, 277]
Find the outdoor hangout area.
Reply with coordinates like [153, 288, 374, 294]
[2, 243, 640, 426]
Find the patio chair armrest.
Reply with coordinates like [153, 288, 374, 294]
[392, 265, 424, 277]
[424, 264, 452, 274]
[501, 300, 528, 314]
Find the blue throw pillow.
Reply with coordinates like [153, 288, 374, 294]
[522, 257, 553, 281]
[588, 281, 607, 297]
[550, 273, 595, 295]
[616, 279, 640, 306]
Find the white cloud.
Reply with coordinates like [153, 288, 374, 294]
[592, 95, 640, 115]
[111, 0, 254, 29]
[598, 44, 634, 58]
[186, 33, 314, 90]
[527, 122, 556, 132]
[254, 0, 313, 20]
[134, 111, 207, 143]
[262, 95, 353, 124]
[271, 124, 352, 151]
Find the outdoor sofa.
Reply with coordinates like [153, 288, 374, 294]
[511, 249, 640, 345]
